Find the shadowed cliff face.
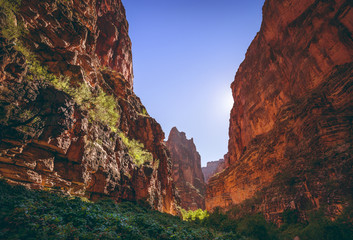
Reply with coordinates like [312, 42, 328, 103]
[207, 0, 353, 222]
[0, 0, 175, 214]
[166, 127, 206, 210]
[202, 159, 225, 183]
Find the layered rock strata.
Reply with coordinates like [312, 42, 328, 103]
[207, 0, 353, 222]
[166, 127, 206, 210]
[202, 159, 225, 183]
[0, 0, 175, 214]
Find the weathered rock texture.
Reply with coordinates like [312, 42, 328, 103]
[202, 159, 225, 183]
[0, 0, 175, 214]
[166, 127, 206, 210]
[207, 0, 353, 223]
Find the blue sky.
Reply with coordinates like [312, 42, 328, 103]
[121, 0, 265, 166]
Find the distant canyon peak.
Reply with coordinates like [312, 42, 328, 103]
[166, 127, 206, 210]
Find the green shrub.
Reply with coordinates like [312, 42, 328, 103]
[0, 0, 33, 61]
[0, 0, 23, 41]
[297, 210, 353, 240]
[236, 214, 278, 240]
[91, 88, 119, 132]
[282, 209, 299, 225]
[139, 107, 149, 116]
[27, 61, 120, 131]
[202, 207, 228, 229]
[279, 207, 353, 240]
[119, 132, 153, 166]
[201, 209, 278, 239]
[180, 208, 209, 221]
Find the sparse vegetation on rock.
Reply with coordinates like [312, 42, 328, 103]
[119, 132, 153, 166]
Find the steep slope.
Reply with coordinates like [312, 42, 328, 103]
[207, 0, 353, 222]
[202, 159, 225, 183]
[0, 0, 175, 213]
[166, 127, 206, 210]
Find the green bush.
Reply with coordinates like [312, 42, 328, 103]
[279, 208, 353, 240]
[201, 207, 228, 229]
[180, 208, 209, 221]
[28, 61, 120, 131]
[139, 107, 149, 116]
[282, 209, 299, 225]
[295, 210, 353, 240]
[0, 0, 23, 41]
[119, 133, 153, 166]
[236, 214, 278, 240]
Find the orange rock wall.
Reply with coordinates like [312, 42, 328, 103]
[207, 0, 353, 222]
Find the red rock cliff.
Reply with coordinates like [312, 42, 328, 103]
[202, 159, 225, 183]
[166, 127, 206, 210]
[207, 0, 353, 222]
[0, 0, 175, 214]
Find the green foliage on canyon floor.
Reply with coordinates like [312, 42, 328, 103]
[180, 208, 209, 221]
[0, 180, 237, 240]
[1, 180, 352, 240]
[193, 206, 353, 240]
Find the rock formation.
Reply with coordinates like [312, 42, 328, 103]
[202, 159, 225, 183]
[0, 0, 175, 214]
[166, 127, 206, 210]
[207, 0, 353, 223]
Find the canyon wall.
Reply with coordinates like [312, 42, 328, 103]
[166, 127, 206, 210]
[202, 159, 225, 183]
[207, 0, 353, 222]
[0, 0, 175, 214]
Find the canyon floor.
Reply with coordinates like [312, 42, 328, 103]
[1, 180, 352, 240]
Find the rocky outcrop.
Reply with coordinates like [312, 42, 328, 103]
[0, 0, 175, 214]
[166, 127, 206, 210]
[207, 0, 353, 223]
[202, 159, 225, 183]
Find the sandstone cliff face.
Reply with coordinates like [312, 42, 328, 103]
[0, 0, 175, 214]
[166, 127, 206, 210]
[207, 0, 353, 222]
[202, 159, 225, 183]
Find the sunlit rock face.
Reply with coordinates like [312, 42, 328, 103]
[0, 0, 175, 214]
[166, 127, 206, 210]
[207, 0, 353, 222]
[202, 159, 225, 183]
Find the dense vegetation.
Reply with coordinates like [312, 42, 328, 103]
[197, 206, 353, 240]
[1, 180, 352, 240]
[0, 180, 228, 240]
